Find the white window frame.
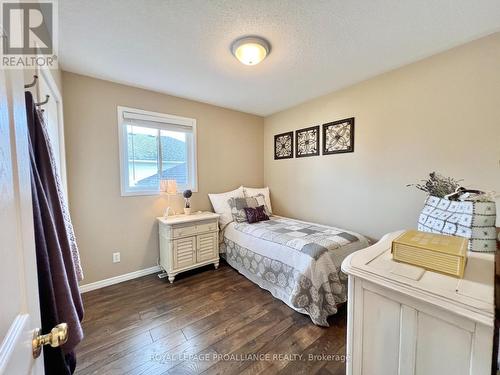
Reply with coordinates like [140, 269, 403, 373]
[117, 106, 198, 196]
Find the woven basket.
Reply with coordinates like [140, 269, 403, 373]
[417, 195, 496, 252]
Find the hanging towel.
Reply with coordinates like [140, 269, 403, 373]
[26, 91, 84, 374]
[38, 105, 84, 281]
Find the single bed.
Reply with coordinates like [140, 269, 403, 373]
[220, 215, 369, 326]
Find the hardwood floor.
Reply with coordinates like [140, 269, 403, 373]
[75, 262, 348, 375]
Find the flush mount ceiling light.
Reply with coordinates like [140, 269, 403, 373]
[231, 36, 271, 66]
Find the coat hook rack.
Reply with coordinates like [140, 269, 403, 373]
[35, 94, 50, 106]
[24, 75, 39, 89]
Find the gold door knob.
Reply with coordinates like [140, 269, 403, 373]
[32, 323, 68, 359]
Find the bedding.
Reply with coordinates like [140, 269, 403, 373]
[221, 215, 369, 326]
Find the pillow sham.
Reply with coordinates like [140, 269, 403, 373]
[244, 205, 270, 224]
[228, 194, 266, 222]
[208, 186, 244, 227]
[243, 186, 272, 214]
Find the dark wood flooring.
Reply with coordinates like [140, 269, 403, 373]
[75, 261, 348, 375]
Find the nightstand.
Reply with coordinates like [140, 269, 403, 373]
[157, 212, 220, 283]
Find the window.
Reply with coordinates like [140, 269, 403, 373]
[117, 106, 197, 196]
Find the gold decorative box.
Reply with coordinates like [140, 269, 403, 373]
[391, 230, 468, 278]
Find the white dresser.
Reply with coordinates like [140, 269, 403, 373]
[158, 212, 220, 283]
[341, 231, 495, 375]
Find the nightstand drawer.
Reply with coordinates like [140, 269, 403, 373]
[172, 225, 198, 238]
[196, 222, 218, 234]
[171, 220, 218, 238]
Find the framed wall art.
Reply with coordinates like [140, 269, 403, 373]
[295, 125, 319, 158]
[274, 131, 294, 160]
[322, 117, 354, 155]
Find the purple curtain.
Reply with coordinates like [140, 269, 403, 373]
[26, 91, 84, 374]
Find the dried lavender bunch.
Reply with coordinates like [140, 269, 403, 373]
[407, 172, 462, 198]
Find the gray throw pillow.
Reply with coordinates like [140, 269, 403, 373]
[228, 196, 258, 222]
[228, 194, 270, 222]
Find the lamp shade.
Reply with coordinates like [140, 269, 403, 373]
[160, 179, 177, 195]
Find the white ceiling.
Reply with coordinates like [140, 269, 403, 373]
[59, 0, 500, 116]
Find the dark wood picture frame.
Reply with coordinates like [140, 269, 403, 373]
[322, 117, 355, 155]
[295, 125, 320, 158]
[274, 131, 294, 160]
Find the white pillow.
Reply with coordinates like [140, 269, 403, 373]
[243, 186, 272, 214]
[208, 186, 244, 227]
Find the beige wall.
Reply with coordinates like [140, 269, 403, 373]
[63, 72, 264, 284]
[264, 33, 500, 240]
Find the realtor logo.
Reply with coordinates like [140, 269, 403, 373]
[1, 0, 58, 68]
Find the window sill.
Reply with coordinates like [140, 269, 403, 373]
[120, 188, 199, 197]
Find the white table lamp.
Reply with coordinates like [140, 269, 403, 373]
[160, 179, 177, 217]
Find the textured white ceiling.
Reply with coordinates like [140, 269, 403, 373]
[59, 0, 500, 116]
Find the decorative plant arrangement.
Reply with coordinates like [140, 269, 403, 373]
[409, 172, 497, 253]
[183, 189, 193, 215]
[407, 172, 462, 198]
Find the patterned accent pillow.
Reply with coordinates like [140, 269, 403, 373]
[228, 194, 269, 222]
[228, 196, 257, 222]
[243, 187, 273, 214]
[244, 205, 270, 224]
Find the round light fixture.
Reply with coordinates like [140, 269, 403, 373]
[231, 36, 271, 66]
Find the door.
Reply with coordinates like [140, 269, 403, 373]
[0, 66, 44, 373]
[196, 232, 218, 263]
[173, 237, 196, 270]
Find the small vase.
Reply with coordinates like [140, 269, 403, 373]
[183, 208, 192, 215]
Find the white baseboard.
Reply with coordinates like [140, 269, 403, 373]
[79, 265, 162, 293]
